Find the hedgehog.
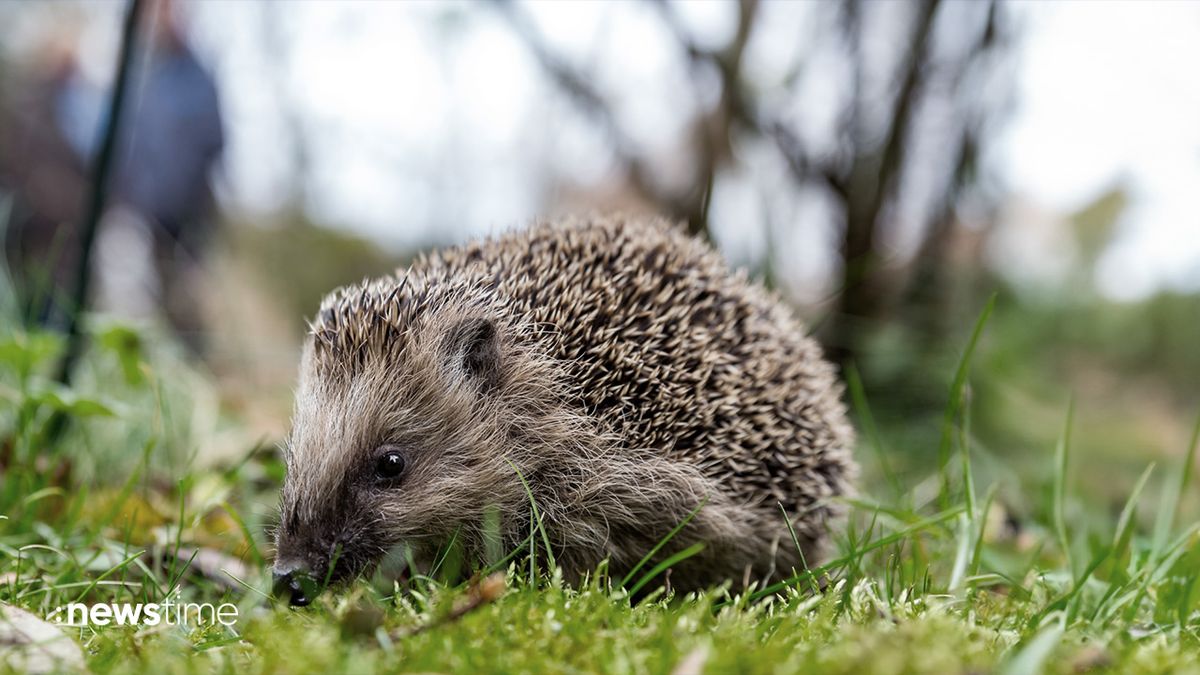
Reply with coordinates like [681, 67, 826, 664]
[272, 215, 856, 605]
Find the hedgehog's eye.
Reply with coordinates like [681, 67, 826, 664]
[374, 448, 407, 481]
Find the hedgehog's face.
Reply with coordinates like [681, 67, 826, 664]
[273, 313, 534, 605]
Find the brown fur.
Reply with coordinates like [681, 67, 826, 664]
[274, 215, 856, 593]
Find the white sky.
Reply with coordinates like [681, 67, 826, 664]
[999, 1, 1200, 299]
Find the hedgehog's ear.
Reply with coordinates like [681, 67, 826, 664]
[446, 317, 501, 391]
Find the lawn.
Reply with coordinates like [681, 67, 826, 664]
[3, 305, 1200, 674]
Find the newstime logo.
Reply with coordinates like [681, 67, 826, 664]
[47, 591, 237, 627]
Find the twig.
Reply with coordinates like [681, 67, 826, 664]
[491, 2, 669, 205]
[647, 0, 761, 237]
[390, 572, 506, 639]
[492, 0, 729, 237]
[53, 0, 144, 387]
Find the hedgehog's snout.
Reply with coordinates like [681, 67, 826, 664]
[272, 559, 318, 607]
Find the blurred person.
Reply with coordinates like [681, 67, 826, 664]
[0, 28, 94, 328]
[114, 0, 224, 356]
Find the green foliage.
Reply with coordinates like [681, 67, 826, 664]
[224, 215, 410, 329]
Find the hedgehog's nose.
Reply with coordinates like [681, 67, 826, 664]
[272, 561, 316, 607]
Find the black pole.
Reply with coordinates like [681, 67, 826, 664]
[53, 0, 144, 387]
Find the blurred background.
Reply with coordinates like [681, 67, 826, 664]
[1, 0, 1198, 523]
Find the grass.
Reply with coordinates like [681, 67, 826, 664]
[3, 300, 1200, 674]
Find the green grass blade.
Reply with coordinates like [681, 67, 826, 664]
[1178, 411, 1200, 517]
[948, 512, 972, 592]
[969, 484, 998, 578]
[627, 541, 706, 597]
[846, 363, 901, 501]
[1106, 462, 1155, 581]
[747, 505, 964, 601]
[959, 400, 976, 524]
[780, 503, 818, 594]
[1002, 623, 1063, 675]
[506, 459, 556, 571]
[1052, 397, 1075, 576]
[71, 549, 146, 604]
[1156, 410, 1200, 553]
[219, 501, 263, 568]
[938, 293, 996, 510]
[620, 496, 708, 589]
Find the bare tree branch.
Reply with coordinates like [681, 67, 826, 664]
[496, 0, 762, 239]
[648, 0, 761, 237]
[491, 0, 694, 228]
[768, 120, 849, 201]
[825, 0, 942, 363]
[498, 0, 1010, 369]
